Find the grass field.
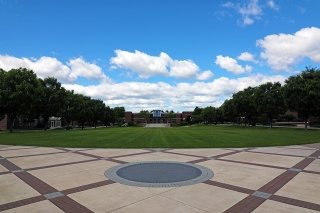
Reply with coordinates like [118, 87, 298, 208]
[0, 125, 319, 148]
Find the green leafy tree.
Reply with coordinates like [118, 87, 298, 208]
[114, 106, 125, 126]
[201, 106, 216, 124]
[91, 99, 106, 128]
[221, 99, 237, 123]
[284, 68, 320, 129]
[0, 68, 41, 132]
[38, 77, 65, 130]
[105, 106, 114, 126]
[192, 106, 203, 123]
[254, 82, 285, 128]
[232, 87, 258, 126]
[139, 110, 150, 124]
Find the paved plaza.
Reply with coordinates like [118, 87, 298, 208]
[0, 144, 319, 213]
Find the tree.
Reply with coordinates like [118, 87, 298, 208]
[232, 87, 258, 126]
[105, 106, 114, 126]
[0, 69, 6, 120]
[221, 99, 237, 123]
[254, 82, 285, 128]
[139, 110, 150, 124]
[91, 99, 106, 128]
[201, 106, 216, 124]
[0, 68, 41, 132]
[192, 106, 203, 123]
[284, 68, 320, 129]
[38, 77, 65, 130]
[114, 107, 125, 126]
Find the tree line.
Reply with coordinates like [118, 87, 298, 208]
[192, 68, 320, 129]
[0, 68, 125, 132]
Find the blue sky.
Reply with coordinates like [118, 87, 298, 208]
[0, 0, 319, 111]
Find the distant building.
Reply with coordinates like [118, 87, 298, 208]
[49, 117, 62, 129]
[124, 110, 192, 124]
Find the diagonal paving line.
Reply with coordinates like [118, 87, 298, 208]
[222, 148, 320, 213]
[0, 157, 97, 213]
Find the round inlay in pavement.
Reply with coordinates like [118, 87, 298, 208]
[105, 161, 214, 187]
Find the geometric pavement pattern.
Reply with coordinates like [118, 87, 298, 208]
[0, 143, 319, 212]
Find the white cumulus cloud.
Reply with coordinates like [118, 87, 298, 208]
[63, 73, 286, 112]
[238, 52, 258, 63]
[0, 55, 109, 83]
[257, 27, 320, 71]
[222, 0, 262, 26]
[110, 49, 213, 80]
[215, 55, 252, 74]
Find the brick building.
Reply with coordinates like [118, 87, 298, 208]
[124, 110, 192, 124]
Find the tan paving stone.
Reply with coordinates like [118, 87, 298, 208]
[253, 200, 318, 213]
[251, 147, 317, 157]
[69, 183, 164, 212]
[199, 160, 284, 190]
[2, 200, 64, 213]
[72, 160, 118, 176]
[276, 172, 320, 205]
[0, 174, 40, 205]
[80, 148, 145, 158]
[113, 195, 205, 213]
[117, 152, 199, 162]
[221, 151, 303, 168]
[9, 152, 93, 169]
[0, 146, 34, 151]
[0, 147, 62, 158]
[30, 162, 116, 190]
[161, 183, 248, 212]
[169, 148, 232, 157]
[0, 145, 12, 149]
[0, 164, 8, 172]
[304, 159, 320, 172]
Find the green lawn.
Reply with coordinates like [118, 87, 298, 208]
[0, 126, 319, 148]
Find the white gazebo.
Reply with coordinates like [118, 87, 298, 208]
[49, 117, 62, 129]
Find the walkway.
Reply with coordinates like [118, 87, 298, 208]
[0, 144, 319, 212]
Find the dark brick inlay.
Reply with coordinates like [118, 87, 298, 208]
[15, 171, 57, 194]
[293, 158, 315, 170]
[26, 159, 99, 171]
[162, 150, 205, 158]
[62, 180, 115, 195]
[50, 196, 93, 213]
[0, 195, 45, 211]
[111, 151, 154, 158]
[224, 195, 265, 213]
[270, 195, 320, 211]
[204, 180, 255, 194]
[216, 158, 288, 170]
[258, 170, 298, 194]
[0, 158, 22, 171]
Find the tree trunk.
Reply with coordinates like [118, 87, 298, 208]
[269, 118, 273, 128]
[304, 120, 308, 130]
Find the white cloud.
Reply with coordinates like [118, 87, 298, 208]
[257, 27, 320, 71]
[215, 55, 252, 74]
[63, 73, 286, 112]
[110, 49, 213, 80]
[267, 0, 279, 11]
[68, 58, 110, 82]
[238, 52, 258, 63]
[222, 0, 262, 26]
[110, 50, 170, 78]
[196, 70, 214, 81]
[169, 60, 198, 78]
[0, 55, 109, 83]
